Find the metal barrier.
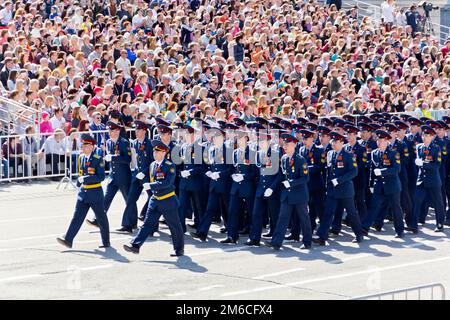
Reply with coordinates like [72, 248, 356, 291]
[0, 97, 41, 135]
[353, 283, 446, 300]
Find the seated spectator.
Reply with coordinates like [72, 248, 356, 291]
[20, 125, 45, 177]
[38, 129, 67, 180]
[2, 133, 27, 179]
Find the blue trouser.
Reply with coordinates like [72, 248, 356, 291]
[132, 196, 184, 252]
[420, 169, 446, 223]
[197, 191, 229, 236]
[317, 195, 363, 240]
[363, 191, 404, 235]
[65, 191, 110, 246]
[1, 159, 8, 178]
[446, 177, 450, 220]
[291, 189, 325, 235]
[410, 185, 445, 229]
[227, 194, 254, 240]
[178, 188, 205, 233]
[332, 188, 367, 232]
[271, 202, 311, 247]
[249, 195, 280, 242]
[104, 178, 130, 214]
[121, 179, 144, 228]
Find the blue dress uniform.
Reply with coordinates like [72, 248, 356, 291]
[191, 137, 233, 241]
[359, 126, 377, 206]
[248, 138, 282, 244]
[409, 126, 445, 232]
[267, 134, 311, 249]
[225, 142, 257, 242]
[361, 130, 404, 237]
[332, 126, 368, 233]
[315, 132, 363, 244]
[298, 130, 326, 232]
[178, 128, 206, 233]
[406, 118, 424, 201]
[59, 134, 110, 248]
[124, 140, 184, 256]
[119, 121, 154, 231]
[103, 122, 132, 215]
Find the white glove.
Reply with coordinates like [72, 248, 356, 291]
[143, 183, 151, 190]
[374, 168, 382, 176]
[78, 176, 84, 183]
[211, 172, 220, 180]
[232, 174, 244, 182]
[332, 178, 338, 186]
[231, 174, 239, 182]
[370, 187, 374, 193]
[327, 151, 333, 167]
[282, 180, 290, 188]
[264, 188, 273, 197]
[205, 171, 212, 178]
[136, 172, 145, 180]
[104, 154, 112, 162]
[415, 158, 424, 167]
[181, 170, 191, 178]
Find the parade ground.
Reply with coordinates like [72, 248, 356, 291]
[1, 181, 449, 300]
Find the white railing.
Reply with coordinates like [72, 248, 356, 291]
[352, 283, 446, 300]
[0, 97, 41, 135]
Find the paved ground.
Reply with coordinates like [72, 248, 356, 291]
[0, 181, 449, 300]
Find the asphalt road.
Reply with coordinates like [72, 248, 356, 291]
[0, 181, 449, 300]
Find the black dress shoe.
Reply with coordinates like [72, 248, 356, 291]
[372, 225, 383, 232]
[238, 228, 250, 235]
[434, 225, 444, 232]
[300, 244, 311, 250]
[170, 250, 184, 257]
[264, 241, 280, 250]
[262, 232, 273, 238]
[190, 232, 207, 242]
[244, 239, 260, 246]
[329, 229, 340, 236]
[405, 227, 418, 234]
[188, 223, 198, 229]
[418, 220, 426, 225]
[56, 237, 72, 248]
[220, 237, 237, 244]
[85, 218, 99, 227]
[212, 218, 222, 224]
[394, 233, 404, 239]
[352, 236, 364, 243]
[132, 224, 138, 229]
[138, 215, 145, 222]
[116, 226, 133, 233]
[361, 228, 369, 236]
[284, 234, 300, 241]
[312, 237, 326, 246]
[219, 227, 227, 234]
[99, 244, 111, 248]
[123, 244, 139, 254]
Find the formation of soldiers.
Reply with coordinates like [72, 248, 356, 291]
[57, 111, 450, 256]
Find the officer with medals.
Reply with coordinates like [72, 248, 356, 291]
[361, 130, 405, 238]
[117, 121, 153, 233]
[178, 124, 205, 233]
[313, 131, 364, 245]
[407, 125, 445, 233]
[86, 121, 132, 227]
[405, 117, 423, 202]
[123, 140, 184, 257]
[265, 133, 312, 251]
[57, 134, 110, 248]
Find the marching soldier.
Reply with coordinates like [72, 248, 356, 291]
[222, 130, 257, 244]
[178, 124, 205, 233]
[405, 117, 423, 202]
[313, 132, 364, 245]
[408, 125, 445, 233]
[117, 121, 153, 233]
[57, 134, 110, 248]
[265, 134, 312, 251]
[246, 131, 281, 246]
[361, 130, 405, 238]
[123, 140, 185, 257]
[86, 121, 132, 227]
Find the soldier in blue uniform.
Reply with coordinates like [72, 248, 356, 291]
[86, 121, 132, 227]
[442, 116, 450, 225]
[221, 130, 257, 244]
[190, 128, 233, 242]
[317, 125, 332, 154]
[358, 122, 377, 206]
[313, 131, 364, 245]
[117, 121, 153, 233]
[331, 125, 368, 234]
[57, 134, 110, 248]
[178, 124, 206, 233]
[246, 131, 281, 246]
[406, 117, 423, 202]
[407, 125, 445, 233]
[123, 140, 185, 257]
[361, 130, 405, 238]
[265, 134, 312, 250]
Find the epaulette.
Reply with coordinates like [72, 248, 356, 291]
[165, 160, 172, 165]
[93, 154, 101, 159]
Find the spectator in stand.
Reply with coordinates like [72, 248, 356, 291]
[38, 128, 67, 180]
